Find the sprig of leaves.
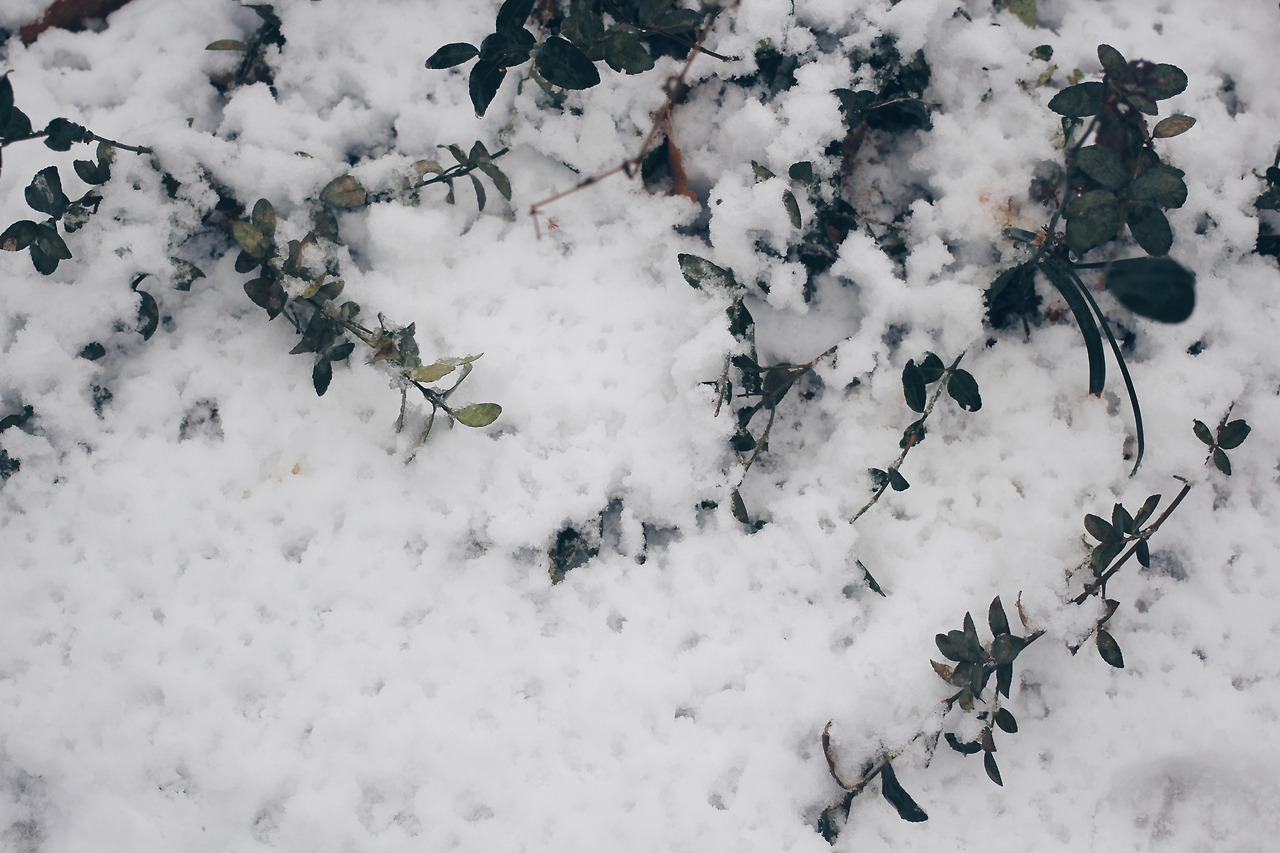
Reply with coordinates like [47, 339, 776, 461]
[425, 0, 714, 117]
[1193, 406, 1251, 476]
[205, 4, 286, 93]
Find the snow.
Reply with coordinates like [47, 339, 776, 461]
[2, 0, 1279, 850]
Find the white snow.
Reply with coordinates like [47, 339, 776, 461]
[2, 0, 1279, 851]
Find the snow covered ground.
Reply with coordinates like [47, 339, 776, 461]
[2, 0, 1279, 850]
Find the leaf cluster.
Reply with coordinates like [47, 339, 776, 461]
[230, 195, 500, 445]
[1253, 147, 1280, 260]
[425, 0, 708, 116]
[1193, 409, 1250, 476]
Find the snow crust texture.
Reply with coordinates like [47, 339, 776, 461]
[2, 1, 1279, 850]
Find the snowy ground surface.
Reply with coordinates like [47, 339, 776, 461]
[2, 0, 1279, 850]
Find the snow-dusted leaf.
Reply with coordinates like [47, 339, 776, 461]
[1216, 420, 1250, 450]
[320, 176, 367, 209]
[452, 403, 502, 427]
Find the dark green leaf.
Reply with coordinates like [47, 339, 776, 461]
[1105, 257, 1195, 323]
[900, 418, 926, 449]
[312, 357, 333, 396]
[312, 207, 340, 241]
[1153, 114, 1196, 138]
[1048, 81, 1106, 117]
[168, 258, 205, 292]
[1126, 204, 1172, 256]
[1128, 165, 1187, 208]
[655, 8, 702, 34]
[995, 708, 1018, 733]
[0, 101, 33, 141]
[1097, 629, 1125, 668]
[251, 198, 276, 237]
[34, 221, 71, 261]
[79, 342, 106, 360]
[996, 663, 1013, 698]
[1213, 447, 1231, 475]
[234, 250, 261, 274]
[25, 166, 70, 219]
[320, 175, 366, 208]
[562, 1, 606, 47]
[476, 161, 512, 200]
[1075, 145, 1129, 190]
[1030, 44, 1053, 62]
[832, 88, 878, 129]
[41, 118, 90, 151]
[468, 60, 507, 117]
[1064, 190, 1121, 254]
[991, 633, 1026, 664]
[1099, 598, 1120, 625]
[1091, 538, 1125, 574]
[1111, 502, 1135, 536]
[0, 73, 13, 113]
[495, 0, 535, 34]
[984, 752, 1004, 786]
[859, 560, 886, 597]
[988, 597, 1011, 637]
[782, 190, 801, 229]
[888, 469, 909, 492]
[947, 369, 981, 412]
[788, 161, 814, 185]
[136, 290, 159, 340]
[1216, 420, 1250, 450]
[918, 352, 945, 384]
[902, 360, 926, 413]
[1192, 419, 1215, 446]
[0, 220, 38, 252]
[1097, 44, 1126, 70]
[478, 30, 534, 66]
[1146, 63, 1188, 100]
[1085, 513, 1116, 542]
[425, 42, 480, 69]
[205, 39, 249, 51]
[327, 341, 355, 362]
[1136, 540, 1150, 568]
[1133, 493, 1161, 526]
[535, 37, 601, 90]
[244, 276, 286, 318]
[879, 761, 928, 823]
[73, 157, 111, 185]
[470, 173, 486, 212]
[1036, 254, 1105, 394]
[678, 253, 737, 291]
[639, 0, 675, 26]
[0, 404, 33, 432]
[730, 488, 750, 524]
[604, 31, 654, 74]
[945, 733, 983, 755]
[935, 632, 968, 663]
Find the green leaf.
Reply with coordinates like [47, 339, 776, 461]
[1105, 257, 1195, 323]
[1145, 63, 1188, 100]
[991, 633, 1026, 665]
[312, 357, 333, 396]
[730, 488, 750, 524]
[535, 37, 601, 90]
[1091, 538, 1125, 574]
[206, 39, 249, 50]
[888, 469, 909, 492]
[984, 752, 1004, 786]
[918, 352, 945, 383]
[244, 276, 286, 318]
[476, 161, 512, 200]
[320, 175, 367, 208]
[604, 30, 654, 74]
[995, 708, 1018, 734]
[902, 360, 926, 413]
[41, 118, 90, 151]
[73, 156, 111, 185]
[452, 402, 502, 427]
[468, 59, 507, 116]
[782, 191, 801, 229]
[947, 369, 981, 412]
[136, 290, 159, 340]
[1064, 190, 1121, 254]
[639, 0, 675, 26]
[1216, 419, 1250, 450]
[33, 221, 71, 262]
[0, 220, 39, 252]
[251, 198, 276, 237]
[859, 560, 886, 597]
[425, 42, 479, 69]
[1048, 81, 1106, 117]
[25, 166, 70, 219]
[1213, 447, 1231, 475]
[1036, 253, 1106, 395]
[1132, 493, 1161, 526]
[1192, 419, 1215, 446]
[946, 733, 983, 755]
[0, 72, 14, 113]
[1075, 145, 1129, 190]
[1126, 204, 1172, 256]
[1097, 44, 1126, 70]
[1128, 165, 1187, 209]
[988, 597, 1011, 637]
[1111, 502, 1134, 536]
[832, 88, 878, 129]
[495, 0, 535, 34]
[996, 663, 1013, 698]
[788, 161, 814, 185]
[678, 254, 737, 291]
[1097, 629, 1125, 668]
[470, 173, 487, 211]
[900, 418, 926, 449]
[1136, 539, 1151, 568]
[994, 0, 1037, 27]
[879, 761, 928, 823]
[1152, 114, 1196, 138]
[407, 357, 462, 382]
[232, 221, 272, 259]
[655, 8, 701, 35]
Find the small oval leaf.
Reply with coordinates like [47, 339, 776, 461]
[1152, 114, 1196, 138]
[1097, 629, 1125, 668]
[425, 42, 480, 69]
[452, 402, 502, 427]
